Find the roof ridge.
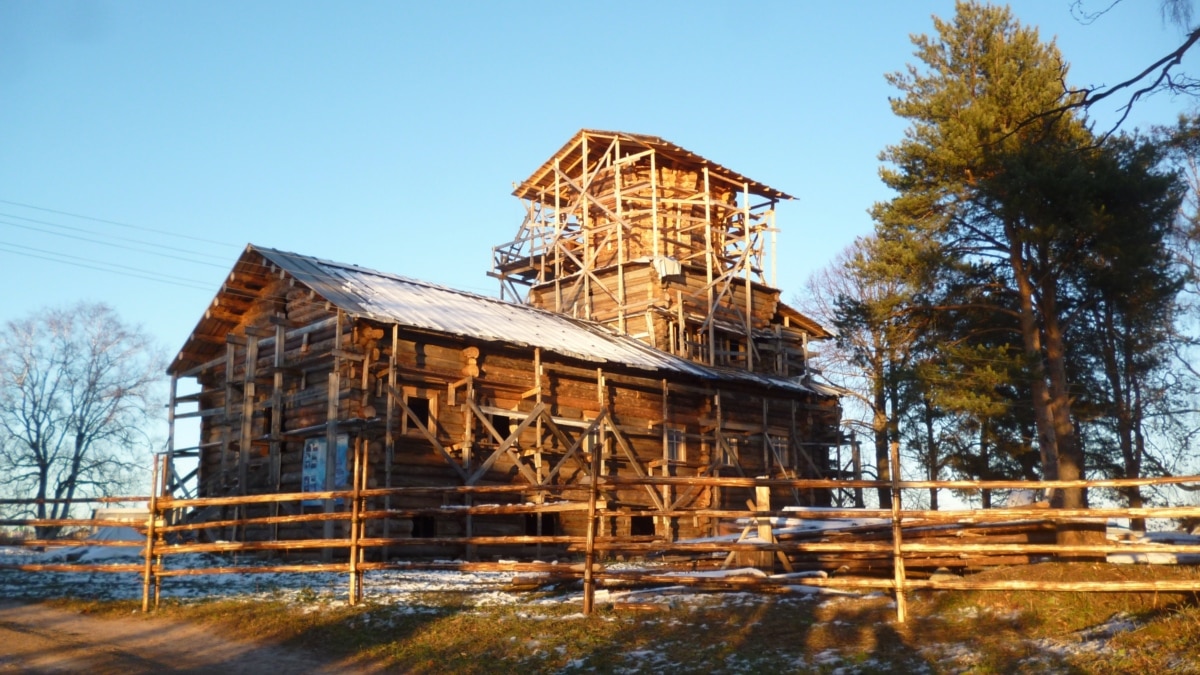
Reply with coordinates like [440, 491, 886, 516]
[249, 243, 661, 335]
[253, 244, 525, 305]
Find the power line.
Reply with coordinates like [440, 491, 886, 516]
[0, 218, 229, 268]
[0, 199, 508, 303]
[0, 198, 240, 249]
[0, 242, 214, 291]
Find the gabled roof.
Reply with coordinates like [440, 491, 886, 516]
[172, 245, 821, 395]
[513, 129, 795, 202]
[776, 301, 833, 340]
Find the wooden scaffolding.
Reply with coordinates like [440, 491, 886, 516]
[491, 129, 814, 375]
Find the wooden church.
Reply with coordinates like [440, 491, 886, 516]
[166, 130, 841, 551]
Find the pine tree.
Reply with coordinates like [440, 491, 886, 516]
[874, 2, 1182, 547]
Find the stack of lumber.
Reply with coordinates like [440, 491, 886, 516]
[777, 519, 1058, 577]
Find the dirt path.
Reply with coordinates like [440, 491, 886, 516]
[0, 601, 376, 674]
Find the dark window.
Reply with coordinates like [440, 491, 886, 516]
[491, 414, 512, 439]
[407, 396, 430, 429]
[412, 515, 436, 538]
[630, 516, 655, 537]
[525, 512, 559, 536]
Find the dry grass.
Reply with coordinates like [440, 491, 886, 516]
[51, 563, 1200, 673]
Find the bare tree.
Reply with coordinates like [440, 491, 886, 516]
[0, 303, 164, 537]
[800, 237, 924, 508]
[1064, 0, 1200, 130]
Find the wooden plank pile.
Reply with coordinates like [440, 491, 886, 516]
[778, 518, 1059, 577]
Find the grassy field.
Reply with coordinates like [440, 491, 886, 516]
[59, 563, 1200, 674]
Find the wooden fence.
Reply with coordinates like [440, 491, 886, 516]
[0, 494, 152, 576]
[3, 445, 1200, 623]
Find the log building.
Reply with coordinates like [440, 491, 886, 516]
[166, 130, 840, 553]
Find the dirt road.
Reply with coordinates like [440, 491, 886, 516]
[0, 601, 373, 674]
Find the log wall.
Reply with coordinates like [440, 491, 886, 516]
[175, 246, 839, 557]
[187, 303, 838, 553]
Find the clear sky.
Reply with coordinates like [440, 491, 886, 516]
[0, 0, 1192, 360]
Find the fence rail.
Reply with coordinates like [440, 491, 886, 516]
[2, 446, 1199, 622]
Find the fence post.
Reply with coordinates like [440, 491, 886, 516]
[141, 454, 161, 613]
[889, 441, 907, 623]
[582, 433, 601, 615]
[756, 484, 774, 570]
[348, 437, 362, 605]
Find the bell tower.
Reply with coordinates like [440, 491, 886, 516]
[491, 129, 824, 377]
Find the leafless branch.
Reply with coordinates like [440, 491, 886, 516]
[1069, 26, 1200, 131]
[1069, 0, 1124, 26]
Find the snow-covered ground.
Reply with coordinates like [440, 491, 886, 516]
[0, 544, 1150, 674]
[1106, 521, 1200, 564]
[0, 538, 852, 607]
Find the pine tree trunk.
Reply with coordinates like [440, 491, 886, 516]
[1007, 235, 1059, 484]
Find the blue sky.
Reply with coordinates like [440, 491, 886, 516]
[0, 0, 1192, 359]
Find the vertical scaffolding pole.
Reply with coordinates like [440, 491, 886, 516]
[650, 150, 659, 258]
[271, 320, 285, 540]
[165, 375, 176, 503]
[704, 166, 715, 366]
[742, 182, 754, 372]
[660, 378, 672, 541]
[615, 137, 626, 334]
[582, 402, 602, 615]
[384, 324, 397, 560]
[221, 339, 237, 490]
[581, 133, 591, 321]
[534, 348, 545, 558]
[239, 332, 259, 498]
[554, 159, 563, 313]
[596, 367, 607, 540]
[324, 310, 343, 562]
[769, 208, 777, 288]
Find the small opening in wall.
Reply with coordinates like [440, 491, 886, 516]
[412, 515, 436, 538]
[407, 396, 430, 429]
[630, 516, 655, 537]
[492, 414, 512, 439]
[525, 512, 559, 536]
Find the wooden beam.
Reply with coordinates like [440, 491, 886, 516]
[464, 400, 543, 485]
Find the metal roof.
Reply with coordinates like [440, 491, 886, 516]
[252, 245, 816, 394]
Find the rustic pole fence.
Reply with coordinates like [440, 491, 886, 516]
[348, 437, 364, 605]
[140, 454, 161, 613]
[582, 431, 602, 615]
[889, 441, 907, 623]
[6, 470, 1200, 622]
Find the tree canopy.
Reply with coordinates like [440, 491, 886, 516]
[806, 2, 1192, 534]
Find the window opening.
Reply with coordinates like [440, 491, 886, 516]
[666, 427, 685, 464]
[491, 414, 512, 439]
[403, 391, 433, 434]
[630, 516, 655, 537]
[769, 434, 790, 470]
[412, 515, 436, 538]
[525, 512, 559, 536]
[721, 435, 740, 465]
